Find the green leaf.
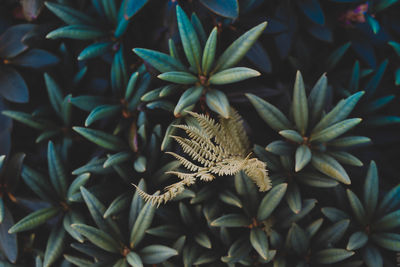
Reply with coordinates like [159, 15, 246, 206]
[43, 224, 66, 267]
[194, 232, 212, 249]
[310, 118, 362, 143]
[235, 171, 258, 214]
[209, 67, 260, 85]
[71, 224, 121, 253]
[174, 86, 203, 117]
[364, 60, 388, 98]
[388, 41, 400, 57]
[125, 72, 139, 101]
[257, 183, 287, 221]
[313, 249, 354, 264]
[346, 189, 366, 225]
[328, 151, 363, 167]
[63, 211, 85, 242]
[201, 27, 217, 75]
[133, 48, 186, 72]
[2, 110, 53, 130]
[373, 210, 400, 231]
[129, 179, 146, 229]
[312, 91, 364, 133]
[250, 228, 269, 260]
[140, 245, 178, 264]
[347, 231, 368, 250]
[371, 233, 400, 251]
[140, 87, 163, 102]
[158, 71, 198, 84]
[295, 145, 311, 172]
[205, 89, 230, 118]
[212, 21, 267, 72]
[288, 223, 309, 255]
[70, 95, 107, 112]
[308, 73, 328, 123]
[78, 42, 113, 60]
[377, 184, 400, 216]
[297, 172, 339, 188]
[44, 73, 63, 115]
[44, 2, 96, 25]
[311, 153, 351, 184]
[328, 136, 371, 148]
[103, 152, 131, 168]
[363, 95, 395, 113]
[279, 130, 303, 143]
[306, 218, 324, 238]
[279, 199, 317, 228]
[103, 192, 131, 218]
[199, 0, 239, 19]
[373, 0, 399, 12]
[176, 5, 202, 73]
[73, 127, 126, 151]
[292, 71, 308, 135]
[363, 245, 383, 267]
[364, 161, 378, 219]
[266, 141, 293, 155]
[0, 206, 17, 263]
[321, 207, 350, 223]
[130, 199, 156, 248]
[128, 72, 151, 110]
[21, 165, 54, 201]
[0, 198, 4, 223]
[191, 13, 207, 46]
[210, 214, 251, 227]
[219, 190, 242, 208]
[123, 0, 148, 19]
[8, 207, 60, 234]
[325, 42, 351, 71]
[133, 156, 146, 173]
[67, 173, 90, 201]
[349, 61, 360, 93]
[246, 93, 292, 131]
[46, 25, 106, 40]
[63, 255, 93, 266]
[85, 105, 121, 127]
[47, 141, 68, 198]
[315, 219, 349, 247]
[366, 14, 380, 34]
[126, 251, 143, 267]
[285, 182, 302, 214]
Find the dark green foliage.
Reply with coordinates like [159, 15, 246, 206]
[1, 0, 400, 266]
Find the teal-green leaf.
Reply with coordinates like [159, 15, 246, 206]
[63, 211, 85, 242]
[174, 86, 203, 117]
[312, 92, 364, 134]
[347, 231, 368, 250]
[209, 67, 260, 85]
[176, 5, 202, 73]
[44, 2, 96, 25]
[321, 207, 350, 223]
[250, 228, 269, 260]
[43, 224, 66, 267]
[212, 21, 267, 72]
[265, 141, 293, 155]
[364, 60, 387, 98]
[133, 48, 186, 72]
[70, 95, 107, 112]
[328, 136, 371, 148]
[388, 41, 400, 56]
[325, 42, 351, 71]
[21, 165, 54, 201]
[308, 73, 328, 124]
[373, 210, 400, 231]
[373, 0, 399, 12]
[158, 71, 198, 84]
[364, 161, 378, 218]
[315, 219, 350, 247]
[191, 13, 207, 46]
[328, 151, 363, 167]
[205, 89, 230, 118]
[130, 199, 156, 248]
[366, 14, 380, 34]
[103, 152, 131, 168]
[78, 42, 113, 61]
[46, 25, 106, 40]
[0, 206, 17, 263]
[103, 192, 131, 218]
[311, 153, 351, 184]
[71, 223, 121, 253]
[246, 93, 292, 131]
[292, 71, 308, 135]
[126, 251, 143, 267]
[47, 141, 68, 198]
[140, 87, 163, 102]
[285, 182, 302, 214]
[140, 245, 178, 264]
[363, 245, 383, 267]
[44, 73, 63, 115]
[297, 172, 339, 188]
[2, 110, 53, 130]
[125, 72, 139, 101]
[210, 214, 251, 227]
[85, 105, 121, 127]
[349, 61, 360, 93]
[279, 130, 303, 143]
[194, 232, 212, 249]
[257, 183, 287, 221]
[67, 173, 90, 201]
[377, 184, 400, 216]
[371, 233, 400, 251]
[219, 190, 242, 208]
[169, 38, 179, 59]
[288, 223, 309, 255]
[201, 27, 217, 75]
[346, 189, 366, 225]
[73, 127, 126, 151]
[8, 207, 60, 234]
[313, 248, 354, 264]
[295, 145, 311, 172]
[305, 218, 324, 238]
[311, 118, 362, 143]
[133, 156, 146, 173]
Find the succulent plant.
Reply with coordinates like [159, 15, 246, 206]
[322, 161, 400, 267]
[135, 5, 266, 118]
[247, 71, 369, 185]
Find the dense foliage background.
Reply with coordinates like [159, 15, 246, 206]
[0, 0, 400, 266]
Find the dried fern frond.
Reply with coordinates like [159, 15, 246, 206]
[134, 108, 271, 206]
